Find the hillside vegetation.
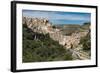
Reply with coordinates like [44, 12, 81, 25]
[23, 25, 72, 62]
[80, 30, 91, 51]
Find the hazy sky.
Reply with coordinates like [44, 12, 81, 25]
[23, 10, 91, 25]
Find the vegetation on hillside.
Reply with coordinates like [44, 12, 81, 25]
[22, 24, 73, 63]
[80, 22, 91, 51]
[80, 31, 91, 51]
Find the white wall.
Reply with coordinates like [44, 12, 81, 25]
[0, 0, 99, 73]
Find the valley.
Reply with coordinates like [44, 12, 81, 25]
[22, 16, 91, 62]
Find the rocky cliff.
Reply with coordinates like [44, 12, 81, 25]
[23, 17, 52, 34]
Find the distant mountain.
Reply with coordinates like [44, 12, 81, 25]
[54, 23, 90, 35]
[54, 24, 81, 35]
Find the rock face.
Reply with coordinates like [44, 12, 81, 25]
[23, 17, 52, 34]
[23, 16, 90, 60]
